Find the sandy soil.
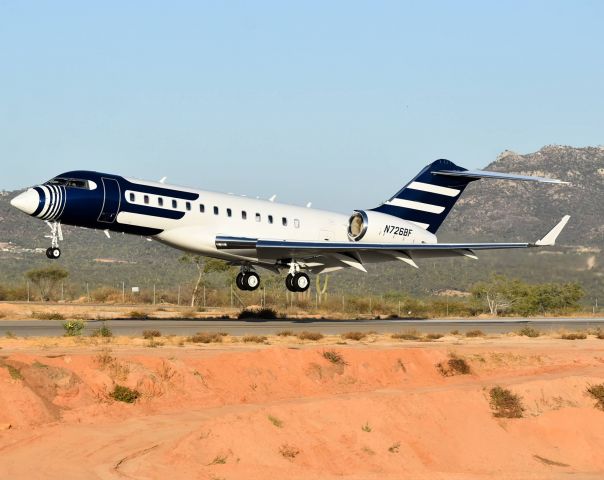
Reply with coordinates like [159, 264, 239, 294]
[0, 336, 603, 479]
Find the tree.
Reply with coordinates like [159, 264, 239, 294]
[471, 275, 526, 316]
[316, 274, 330, 304]
[25, 266, 69, 301]
[179, 255, 233, 307]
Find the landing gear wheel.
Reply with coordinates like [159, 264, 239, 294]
[293, 272, 310, 292]
[236, 271, 260, 291]
[286, 272, 310, 292]
[46, 247, 61, 259]
[244, 272, 260, 291]
[286, 273, 297, 292]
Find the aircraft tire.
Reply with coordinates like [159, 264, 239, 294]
[244, 272, 260, 291]
[293, 272, 310, 292]
[236, 272, 248, 290]
[285, 273, 297, 292]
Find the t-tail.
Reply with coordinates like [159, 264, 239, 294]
[371, 159, 568, 234]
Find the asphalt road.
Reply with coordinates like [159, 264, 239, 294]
[0, 318, 602, 337]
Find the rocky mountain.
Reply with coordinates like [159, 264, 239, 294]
[0, 145, 602, 299]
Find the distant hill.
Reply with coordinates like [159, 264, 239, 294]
[1, 145, 602, 299]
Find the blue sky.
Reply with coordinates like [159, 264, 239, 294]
[1, 1, 603, 212]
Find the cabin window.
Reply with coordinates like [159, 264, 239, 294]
[268, 215, 273, 224]
[199, 204, 205, 213]
[294, 219, 300, 228]
[241, 211, 247, 220]
[227, 208, 232, 217]
[186, 201, 191, 211]
[144, 195, 149, 205]
[158, 197, 164, 207]
[282, 217, 288, 226]
[172, 199, 178, 209]
[214, 206, 219, 215]
[255, 213, 261, 222]
[129, 193, 135, 202]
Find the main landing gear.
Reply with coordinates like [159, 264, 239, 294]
[236, 267, 260, 291]
[285, 262, 310, 292]
[45, 221, 63, 260]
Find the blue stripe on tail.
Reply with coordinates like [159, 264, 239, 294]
[371, 159, 477, 234]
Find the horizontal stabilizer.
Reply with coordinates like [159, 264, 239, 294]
[434, 169, 568, 184]
[535, 215, 570, 246]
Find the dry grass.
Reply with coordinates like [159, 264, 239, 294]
[188, 332, 223, 343]
[560, 332, 587, 340]
[142, 330, 161, 339]
[425, 333, 444, 340]
[391, 330, 420, 340]
[465, 330, 485, 338]
[110, 384, 140, 403]
[596, 329, 604, 340]
[276, 330, 294, 337]
[586, 383, 604, 410]
[297, 331, 323, 341]
[341, 331, 366, 341]
[242, 335, 268, 344]
[268, 414, 283, 427]
[517, 327, 541, 338]
[489, 386, 525, 418]
[437, 353, 471, 376]
[279, 444, 300, 460]
[32, 311, 65, 320]
[322, 350, 347, 366]
[128, 311, 150, 320]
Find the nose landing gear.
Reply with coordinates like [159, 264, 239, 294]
[45, 221, 63, 260]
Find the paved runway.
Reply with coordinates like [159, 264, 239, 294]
[0, 317, 602, 337]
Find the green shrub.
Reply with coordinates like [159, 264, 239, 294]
[91, 322, 113, 337]
[110, 384, 140, 403]
[489, 386, 524, 418]
[297, 331, 323, 341]
[517, 326, 540, 338]
[238, 308, 278, 320]
[62, 319, 85, 337]
[33, 311, 65, 320]
[586, 383, 604, 410]
[322, 350, 347, 365]
[341, 331, 366, 341]
[142, 329, 161, 339]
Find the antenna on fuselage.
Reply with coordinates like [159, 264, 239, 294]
[159, 177, 167, 184]
[306, 202, 312, 208]
[269, 194, 276, 202]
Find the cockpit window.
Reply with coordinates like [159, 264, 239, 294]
[47, 178, 94, 190]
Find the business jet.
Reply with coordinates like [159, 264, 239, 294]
[10, 159, 569, 292]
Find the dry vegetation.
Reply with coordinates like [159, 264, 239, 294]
[586, 384, 604, 410]
[489, 386, 525, 418]
[437, 353, 471, 376]
[341, 331, 366, 341]
[560, 332, 587, 340]
[297, 331, 323, 341]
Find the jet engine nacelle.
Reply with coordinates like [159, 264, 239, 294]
[347, 210, 435, 244]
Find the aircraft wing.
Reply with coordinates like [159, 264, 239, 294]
[216, 216, 570, 271]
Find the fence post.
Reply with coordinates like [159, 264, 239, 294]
[86, 283, 90, 302]
[153, 284, 156, 305]
[203, 286, 206, 308]
[177, 285, 181, 306]
[122, 281, 125, 304]
[27, 281, 30, 303]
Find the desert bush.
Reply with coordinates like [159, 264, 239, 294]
[90, 287, 120, 303]
[268, 414, 283, 427]
[560, 332, 587, 340]
[450, 329, 460, 335]
[517, 326, 540, 338]
[586, 384, 604, 410]
[388, 442, 401, 453]
[242, 335, 268, 343]
[596, 329, 604, 340]
[142, 329, 161, 339]
[62, 319, 85, 336]
[341, 331, 366, 341]
[3, 364, 23, 380]
[207, 455, 227, 465]
[238, 308, 278, 320]
[188, 332, 223, 343]
[110, 384, 140, 403]
[5, 331, 16, 339]
[465, 330, 485, 338]
[425, 333, 444, 340]
[489, 386, 524, 418]
[279, 444, 300, 460]
[391, 330, 420, 340]
[322, 350, 347, 365]
[276, 330, 294, 337]
[32, 311, 65, 320]
[91, 322, 113, 337]
[128, 310, 150, 319]
[297, 331, 323, 341]
[437, 353, 471, 376]
[361, 422, 372, 432]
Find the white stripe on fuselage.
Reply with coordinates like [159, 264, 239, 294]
[386, 198, 445, 214]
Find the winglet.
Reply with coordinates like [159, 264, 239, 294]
[535, 215, 570, 246]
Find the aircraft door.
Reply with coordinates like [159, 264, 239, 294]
[98, 177, 121, 223]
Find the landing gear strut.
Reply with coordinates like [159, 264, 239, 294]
[235, 266, 260, 291]
[45, 221, 62, 260]
[285, 262, 310, 292]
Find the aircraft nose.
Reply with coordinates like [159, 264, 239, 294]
[10, 188, 40, 215]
